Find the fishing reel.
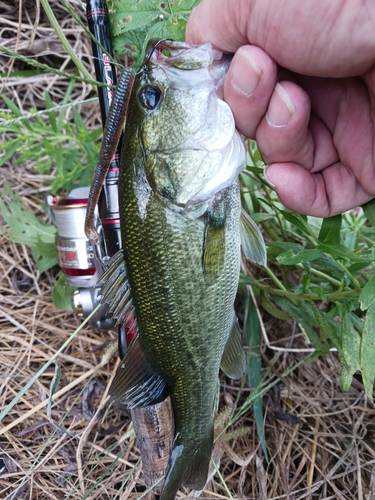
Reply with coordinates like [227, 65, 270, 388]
[47, 187, 114, 333]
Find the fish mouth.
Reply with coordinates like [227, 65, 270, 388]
[144, 38, 231, 86]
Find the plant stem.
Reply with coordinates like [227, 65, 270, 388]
[0, 45, 105, 87]
[40, 0, 94, 85]
[246, 279, 359, 302]
[264, 266, 288, 291]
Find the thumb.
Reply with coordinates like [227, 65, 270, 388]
[185, 0, 251, 51]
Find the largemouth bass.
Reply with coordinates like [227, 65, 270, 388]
[91, 39, 266, 500]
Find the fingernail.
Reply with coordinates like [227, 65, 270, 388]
[231, 47, 262, 97]
[264, 165, 276, 188]
[266, 83, 295, 127]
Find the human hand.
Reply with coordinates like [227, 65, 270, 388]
[186, 0, 375, 217]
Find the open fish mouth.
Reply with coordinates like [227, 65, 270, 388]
[143, 39, 232, 95]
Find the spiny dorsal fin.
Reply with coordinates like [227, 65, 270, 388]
[240, 208, 267, 266]
[220, 315, 246, 379]
[110, 334, 166, 409]
[202, 204, 226, 282]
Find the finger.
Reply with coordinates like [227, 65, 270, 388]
[260, 77, 375, 216]
[223, 45, 277, 138]
[299, 76, 375, 186]
[256, 80, 316, 169]
[258, 77, 374, 179]
[185, 0, 251, 51]
[186, 0, 375, 76]
[265, 162, 374, 217]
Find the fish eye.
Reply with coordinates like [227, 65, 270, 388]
[137, 85, 162, 110]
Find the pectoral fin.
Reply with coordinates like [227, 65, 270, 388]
[240, 208, 267, 266]
[220, 315, 246, 379]
[110, 334, 166, 409]
[202, 204, 226, 282]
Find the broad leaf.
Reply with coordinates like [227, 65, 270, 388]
[359, 276, 375, 311]
[0, 181, 56, 247]
[318, 215, 342, 244]
[52, 271, 76, 312]
[363, 198, 375, 228]
[277, 248, 323, 265]
[341, 312, 360, 390]
[319, 242, 370, 264]
[108, 0, 201, 67]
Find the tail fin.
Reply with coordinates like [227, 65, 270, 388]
[160, 427, 213, 500]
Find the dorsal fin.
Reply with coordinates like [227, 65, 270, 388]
[240, 208, 267, 266]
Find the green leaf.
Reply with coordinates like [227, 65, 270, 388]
[341, 312, 360, 389]
[110, 0, 161, 35]
[245, 289, 268, 462]
[359, 276, 375, 311]
[0, 181, 56, 247]
[311, 304, 342, 350]
[2, 95, 23, 117]
[279, 210, 310, 235]
[273, 298, 329, 355]
[0, 139, 21, 167]
[319, 242, 370, 264]
[52, 271, 76, 311]
[318, 214, 342, 244]
[363, 198, 375, 228]
[259, 294, 291, 320]
[238, 274, 258, 287]
[167, 17, 188, 40]
[30, 236, 58, 273]
[341, 365, 353, 392]
[44, 91, 57, 133]
[276, 248, 323, 265]
[250, 213, 275, 224]
[109, 0, 201, 66]
[266, 241, 303, 258]
[360, 302, 375, 398]
[347, 262, 371, 274]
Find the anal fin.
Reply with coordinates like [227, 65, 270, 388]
[220, 314, 246, 379]
[110, 334, 166, 409]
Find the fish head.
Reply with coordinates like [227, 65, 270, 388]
[132, 39, 246, 208]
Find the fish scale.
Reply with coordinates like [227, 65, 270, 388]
[118, 146, 241, 492]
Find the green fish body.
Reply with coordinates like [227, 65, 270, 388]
[98, 40, 266, 500]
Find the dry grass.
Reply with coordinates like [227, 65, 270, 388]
[1, 1, 375, 499]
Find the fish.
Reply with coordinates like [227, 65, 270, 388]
[94, 39, 266, 500]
